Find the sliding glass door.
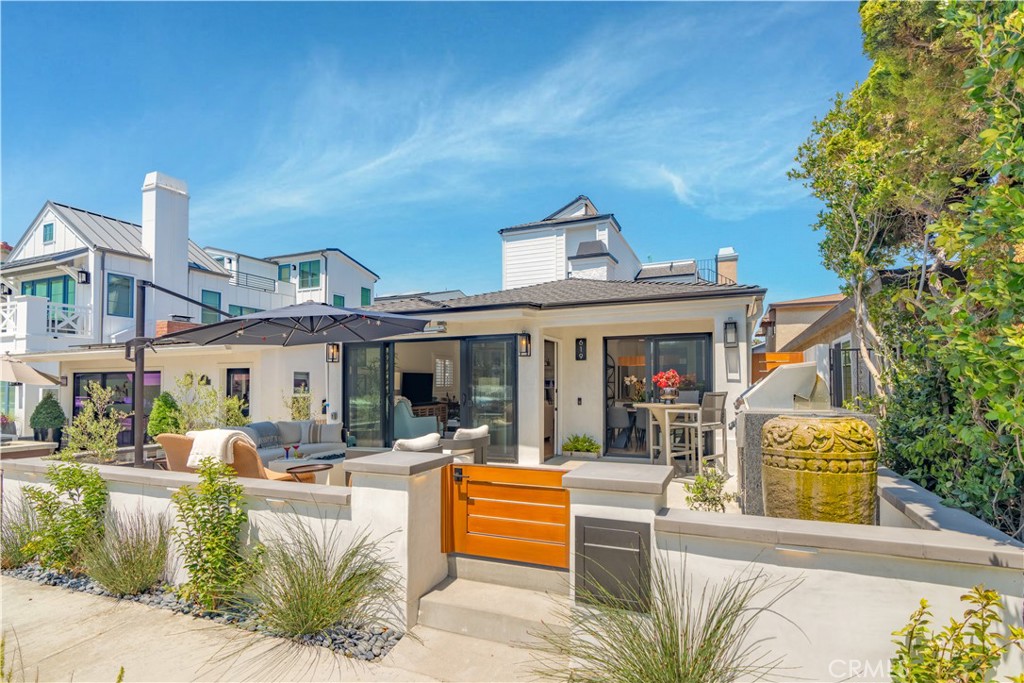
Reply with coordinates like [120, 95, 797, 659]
[343, 343, 391, 448]
[461, 337, 517, 462]
[650, 335, 712, 396]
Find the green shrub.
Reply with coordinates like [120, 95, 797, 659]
[533, 558, 799, 683]
[222, 395, 250, 428]
[284, 387, 312, 421]
[1, 497, 38, 569]
[22, 461, 108, 571]
[29, 392, 65, 430]
[146, 392, 182, 438]
[82, 508, 168, 596]
[61, 382, 128, 463]
[246, 518, 398, 638]
[171, 459, 259, 611]
[684, 470, 737, 513]
[891, 585, 1024, 683]
[562, 434, 600, 453]
[172, 371, 250, 431]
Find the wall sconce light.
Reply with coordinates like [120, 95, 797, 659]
[76, 270, 91, 285]
[518, 332, 532, 357]
[724, 320, 739, 348]
[0, 284, 12, 296]
[325, 342, 341, 363]
[60, 376, 68, 387]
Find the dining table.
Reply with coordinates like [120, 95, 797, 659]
[632, 402, 700, 465]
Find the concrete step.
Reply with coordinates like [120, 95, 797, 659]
[417, 577, 569, 648]
[447, 554, 570, 595]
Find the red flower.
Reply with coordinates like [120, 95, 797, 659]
[652, 369, 682, 389]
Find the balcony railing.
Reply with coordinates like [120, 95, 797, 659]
[694, 258, 736, 285]
[229, 270, 277, 293]
[0, 302, 17, 336]
[47, 302, 92, 336]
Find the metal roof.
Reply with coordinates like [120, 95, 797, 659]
[2, 247, 89, 271]
[45, 202, 228, 275]
[367, 278, 764, 315]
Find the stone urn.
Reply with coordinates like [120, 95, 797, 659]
[761, 415, 877, 525]
[659, 387, 679, 403]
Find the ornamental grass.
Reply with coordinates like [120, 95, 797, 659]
[81, 508, 168, 596]
[533, 557, 800, 683]
[245, 515, 398, 638]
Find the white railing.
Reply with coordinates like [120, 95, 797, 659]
[47, 303, 91, 336]
[0, 302, 17, 336]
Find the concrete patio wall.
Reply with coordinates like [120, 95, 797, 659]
[565, 461, 1024, 682]
[0, 452, 451, 630]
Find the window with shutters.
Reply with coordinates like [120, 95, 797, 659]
[433, 356, 454, 389]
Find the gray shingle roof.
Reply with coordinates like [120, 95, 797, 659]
[498, 213, 615, 235]
[366, 296, 446, 312]
[47, 202, 228, 275]
[367, 278, 764, 314]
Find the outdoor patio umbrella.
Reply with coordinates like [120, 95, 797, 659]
[0, 353, 59, 385]
[160, 301, 430, 346]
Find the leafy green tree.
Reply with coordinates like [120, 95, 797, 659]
[924, 0, 1024, 537]
[171, 371, 250, 431]
[29, 392, 66, 430]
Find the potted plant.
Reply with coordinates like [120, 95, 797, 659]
[652, 369, 682, 403]
[562, 433, 601, 459]
[30, 392, 66, 443]
[1, 413, 17, 438]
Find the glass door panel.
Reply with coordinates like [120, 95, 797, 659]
[344, 343, 389, 448]
[226, 368, 251, 417]
[650, 335, 712, 399]
[461, 337, 516, 462]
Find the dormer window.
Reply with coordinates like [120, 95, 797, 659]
[43, 223, 55, 244]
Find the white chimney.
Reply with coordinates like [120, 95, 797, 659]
[141, 172, 190, 325]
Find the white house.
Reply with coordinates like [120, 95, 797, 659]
[0, 172, 377, 438]
[5, 187, 763, 475]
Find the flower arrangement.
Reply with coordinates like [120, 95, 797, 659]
[623, 375, 646, 403]
[652, 369, 681, 390]
[0, 414, 11, 426]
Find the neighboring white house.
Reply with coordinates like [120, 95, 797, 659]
[0, 172, 376, 438]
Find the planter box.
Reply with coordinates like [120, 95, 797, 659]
[565, 450, 601, 460]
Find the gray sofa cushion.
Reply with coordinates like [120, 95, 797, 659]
[247, 421, 281, 448]
[277, 420, 311, 445]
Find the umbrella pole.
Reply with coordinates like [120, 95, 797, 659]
[133, 280, 147, 468]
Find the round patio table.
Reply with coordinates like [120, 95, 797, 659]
[284, 462, 333, 482]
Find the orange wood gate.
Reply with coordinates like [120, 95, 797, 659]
[441, 463, 570, 569]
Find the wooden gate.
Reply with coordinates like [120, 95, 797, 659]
[441, 463, 570, 569]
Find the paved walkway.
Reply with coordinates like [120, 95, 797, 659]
[1, 577, 543, 682]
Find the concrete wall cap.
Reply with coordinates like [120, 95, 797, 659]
[563, 462, 673, 494]
[343, 451, 452, 477]
[1, 457, 351, 506]
[654, 508, 1024, 570]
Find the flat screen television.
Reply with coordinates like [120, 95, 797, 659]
[400, 372, 434, 406]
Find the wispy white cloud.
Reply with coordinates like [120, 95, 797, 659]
[191, 4, 832, 239]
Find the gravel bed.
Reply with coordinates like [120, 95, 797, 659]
[2, 563, 403, 661]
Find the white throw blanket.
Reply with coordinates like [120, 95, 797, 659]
[186, 429, 255, 468]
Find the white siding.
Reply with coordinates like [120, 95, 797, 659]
[9, 209, 87, 260]
[606, 225, 641, 280]
[502, 232, 561, 290]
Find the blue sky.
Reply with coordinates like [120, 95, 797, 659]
[2, 2, 867, 302]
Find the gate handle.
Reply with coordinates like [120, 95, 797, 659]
[453, 467, 467, 484]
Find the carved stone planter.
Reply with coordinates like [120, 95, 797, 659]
[761, 415, 877, 524]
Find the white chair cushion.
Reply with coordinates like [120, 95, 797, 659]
[393, 433, 441, 452]
[454, 425, 489, 440]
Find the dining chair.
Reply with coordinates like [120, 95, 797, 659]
[698, 392, 728, 475]
[634, 407, 649, 450]
[679, 390, 700, 405]
[607, 406, 632, 450]
[666, 407, 699, 475]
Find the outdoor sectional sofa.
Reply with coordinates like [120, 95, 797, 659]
[239, 420, 347, 465]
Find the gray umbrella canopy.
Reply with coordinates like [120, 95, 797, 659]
[160, 301, 430, 346]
